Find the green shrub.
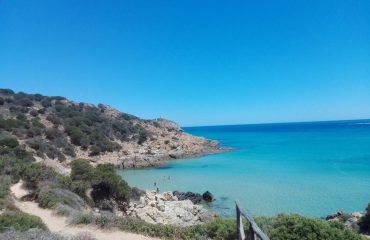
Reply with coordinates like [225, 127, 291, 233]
[359, 203, 370, 233]
[46, 114, 61, 125]
[0, 176, 11, 210]
[0, 156, 33, 183]
[0, 89, 14, 95]
[63, 144, 76, 157]
[37, 188, 60, 208]
[66, 126, 88, 146]
[70, 180, 91, 198]
[45, 128, 61, 140]
[89, 144, 102, 156]
[256, 214, 365, 240]
[22, 163, 57, 189]
[91, 164, 131, 203]
[17, 98, 34, 107]
[69, 212, 95, 225]
[71, 159, 94, 182]
[0, 138, 19, 148]
[38, 108, 46, 114]
[37, 187, 86, 210]
[31, 118, 45, 128]
[114, 217, 237, 240]
[30, 110, 38, 117]
[41, 99, 52, 108]
[0, 212, 47, 232]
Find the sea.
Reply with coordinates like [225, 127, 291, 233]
[118, 120, 370, 218]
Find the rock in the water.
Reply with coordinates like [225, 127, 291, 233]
[173, 191, 203, 204]
[202, 191, 214, 202]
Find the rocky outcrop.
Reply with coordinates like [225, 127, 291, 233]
[126, 191, 215, 226]
[202, 191, 214, 202]
[326, 210, 365, 231]
[0, 89, 232, 175]
[172, 191, 203, 204]
[326, 210, 345, 221]
[172, 191, 215, 204]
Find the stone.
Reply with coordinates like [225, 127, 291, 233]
[351, 212, 363, 219]
[126, 190, 214, 226]
[173, 191, 203, 204]
[202, 191, 214, 202]
[326, 210, 344, 220]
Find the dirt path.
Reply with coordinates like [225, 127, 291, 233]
[10, 181, 159, 240]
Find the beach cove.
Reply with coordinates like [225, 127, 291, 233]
[119, 120, 370, 218]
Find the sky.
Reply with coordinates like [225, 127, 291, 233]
[1, 0, 370, 126]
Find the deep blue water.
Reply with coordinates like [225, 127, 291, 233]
[118, 120, 370, 218]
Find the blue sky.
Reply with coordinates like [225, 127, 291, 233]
[1, 0, 369, 126]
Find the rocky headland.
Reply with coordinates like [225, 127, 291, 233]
[0, 89, 231, 175]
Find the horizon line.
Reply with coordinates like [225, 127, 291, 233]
[182, 118, 370, 128]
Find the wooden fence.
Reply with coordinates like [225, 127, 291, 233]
[236, 200, 270, 240]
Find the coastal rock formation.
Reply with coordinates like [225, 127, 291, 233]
[172, 190, 215, 204]
[0, 89, 229, 174]
[326, 210, 365, 231]
[202, 191, 214, 202]
[172, 191, 203, 204]
[126, 191, 215, 226]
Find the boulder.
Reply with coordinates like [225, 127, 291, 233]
[173, 191, 202, 204]
[127, 191, 214, 226]
[325, 210, 344, 221]
[202, 191, 214, 202]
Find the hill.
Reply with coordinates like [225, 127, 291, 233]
[0, 89, 224, 174]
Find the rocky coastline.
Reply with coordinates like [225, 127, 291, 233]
[126, 190, 216, 226]
[325, 210, 365, 230]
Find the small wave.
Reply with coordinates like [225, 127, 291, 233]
[353, 122, 370, 125]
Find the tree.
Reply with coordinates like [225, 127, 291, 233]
[91, 164, 131, 202]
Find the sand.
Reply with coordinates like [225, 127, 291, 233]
[10, 181, 159, 240]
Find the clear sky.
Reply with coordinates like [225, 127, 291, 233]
[1, 0, 369, 126]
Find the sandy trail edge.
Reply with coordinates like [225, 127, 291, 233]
[10, 181, 159, 240]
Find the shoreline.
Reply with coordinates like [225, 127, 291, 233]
[115, 146, 234, 169]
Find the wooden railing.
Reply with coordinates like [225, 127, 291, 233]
[236, 200, 270, 240]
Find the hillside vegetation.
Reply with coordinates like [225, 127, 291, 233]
[0, 88, 368, 239]
[0, 89, 222, 172]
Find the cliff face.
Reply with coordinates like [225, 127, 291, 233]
[0, 89, 225, 173]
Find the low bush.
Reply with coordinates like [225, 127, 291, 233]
[0, 176, 11, 210]
[91, 164, 131, 203]
[71, 159, 94, 182]
[30, 109, 39, 117]
[256, 214, 365, 240]
[22, 163, 57, 189]
[0, 156, 33, 183]
[0, 137, 19, 148]
[0, 212, 47, 232]
[359, 203, 370, 234]
[0, 228, 94, 240]
[69, 212, 96, 225]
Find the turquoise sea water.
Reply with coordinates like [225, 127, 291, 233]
[118, 120, 370, 218]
